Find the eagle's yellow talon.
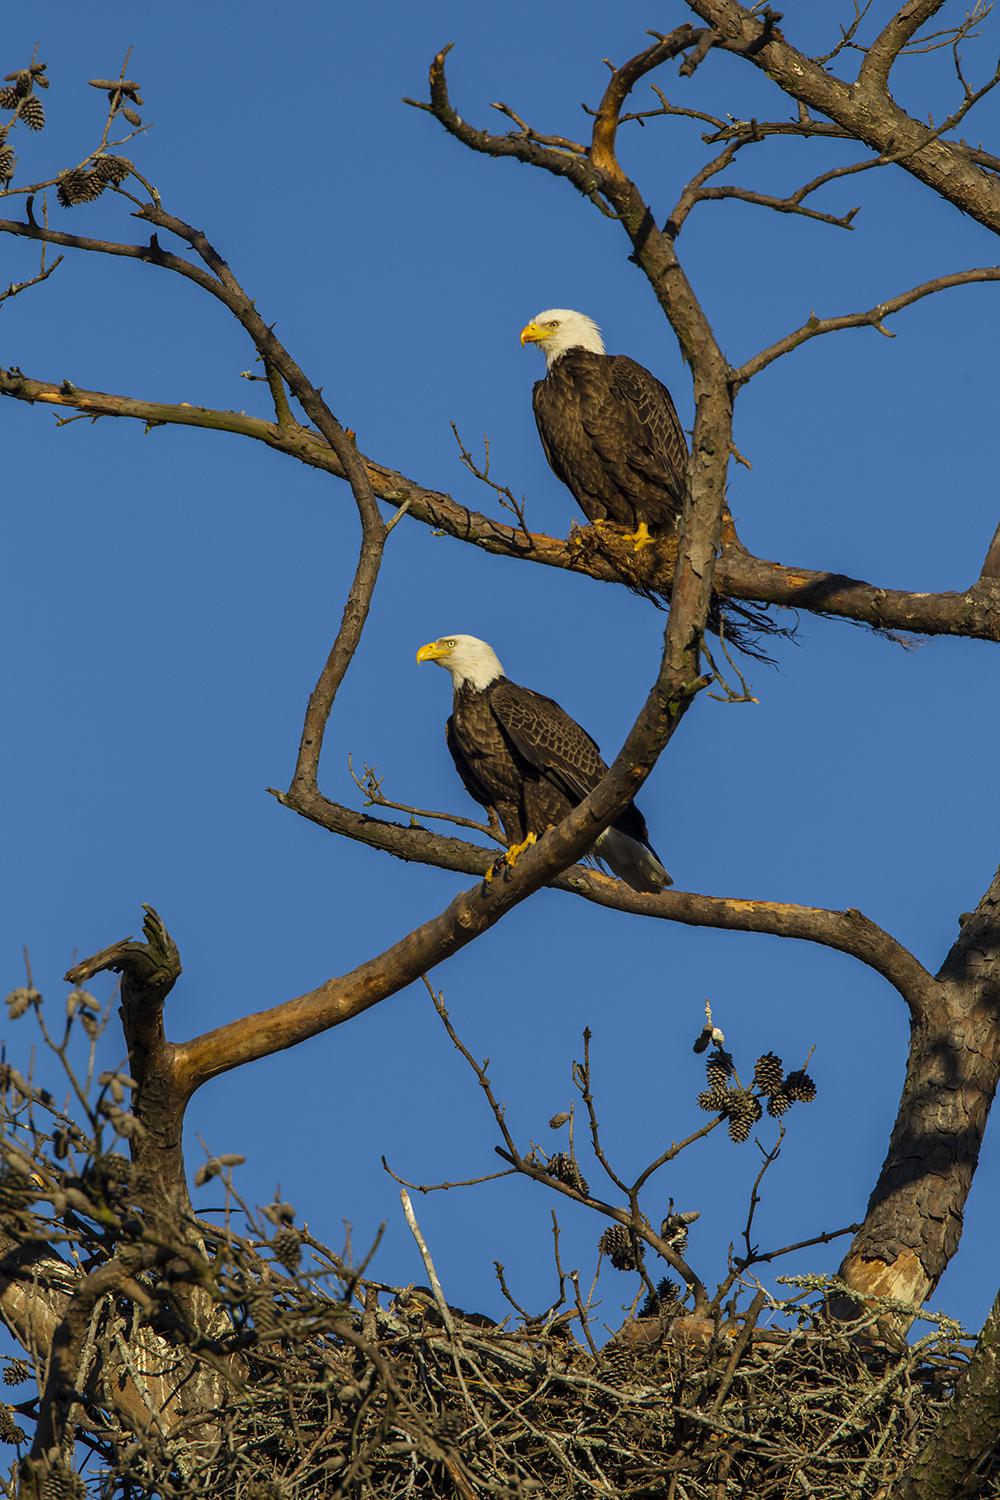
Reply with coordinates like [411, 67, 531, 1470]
[628, 522, 654, 552]
[505, 831, 537, 869]
[487, 832, 538, 882]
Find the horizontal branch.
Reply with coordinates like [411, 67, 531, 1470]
[276, 783, 936, 1018]
[3, 367, 999, 645]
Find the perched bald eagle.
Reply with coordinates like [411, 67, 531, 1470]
[521, 308, 688, 549]
[416, 634, 670, 894]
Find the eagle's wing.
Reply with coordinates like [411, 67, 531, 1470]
[446, 715, 494, 810]
[605, 355, 689, 504]
[489, 681, 607, 804]
[532, 378, 573, 489]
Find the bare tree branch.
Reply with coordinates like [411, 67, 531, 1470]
[736, 265, 1000, 384]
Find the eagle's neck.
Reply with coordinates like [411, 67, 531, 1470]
[448, 654, 504, 693]
[544, 332, 606, 370]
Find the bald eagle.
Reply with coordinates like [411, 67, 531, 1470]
[521, 308, 688, 550]
[416, 634, 670, 894]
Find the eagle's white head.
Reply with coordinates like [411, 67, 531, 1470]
[416, 634, 505, 691]
[520, 308, 605, 368]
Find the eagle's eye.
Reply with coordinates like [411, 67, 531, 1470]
[444, 638, 457, 648]
[547, 320, 560, 329]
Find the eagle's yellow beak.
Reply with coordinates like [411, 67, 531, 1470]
[520, 322, 548, 346]
[416, 640, 447, 664]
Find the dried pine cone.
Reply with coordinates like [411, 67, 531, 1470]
[251, 1296, 284, 1335]
[11, 72, 33, 99]
[5, 987, 39, 1020]
[121, 106, 142, 127]
[753, 1051, 784, 1096]
[600, 1340, 631, 1384]
[0, 145, 14, 180]
[784, 1069, 817, 1103]
[639, 1275, 682, 1319]
[704, 1063, 729, 1098]
[697, 1085, 729, 1113]
[707, 1046, 734, 1076]
[18, 96, 44, 130]
[40, 1463, 85, 1499]
[2, 1360, 29, 1386]
[0, 1405, 24, 1445]
[726, 1089, 761, 1143]
[599, 1223, 642, 1271]
[57, 170, 106, 207]
[0, 88, 19, 111]
[546, 1151, 589, 1197]
[92, 154, 131, 184]
[271, 1225, 302, 1270]
[767, 1091, 792, 1117]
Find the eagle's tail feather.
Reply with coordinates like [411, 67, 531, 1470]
[594, 828, 672, 894]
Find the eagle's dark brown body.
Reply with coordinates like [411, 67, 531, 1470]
[531, 349, 688, 533]
[447, 675, 669, 893]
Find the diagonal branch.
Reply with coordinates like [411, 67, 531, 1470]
[736, 265, 1000, 384]
[858, 0, 950, 93]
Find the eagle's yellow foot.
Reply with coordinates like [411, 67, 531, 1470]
[626, 521, 654, 552]
[485, 831, 538, 882]
[505, 831, 537, 868]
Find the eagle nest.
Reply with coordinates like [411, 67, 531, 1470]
[4, 1170, 981, 1500]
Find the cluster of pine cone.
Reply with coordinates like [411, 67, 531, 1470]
[697, 1047, 816, 1143]
[0, 64, 49, 183]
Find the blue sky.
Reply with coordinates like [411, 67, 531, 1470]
[3, 1, 999, 1337]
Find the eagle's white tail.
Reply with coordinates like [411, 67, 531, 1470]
[594, 828, 672, 894]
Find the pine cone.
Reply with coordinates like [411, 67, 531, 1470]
[599, 1223, 642, 1271]
[40, 1463, 85, 1500]
[546, 1151, 589, 1197]
[705, 1062, 729, 1097]
[0, 88, 19, 111]
[2, 1359, 29, 1386]
[57, 170, 106, 207]
[0, 145, 14, 180]
[726, 1089, 761, 1143]
[707, 1046, 734, 1076]
[92, 154, 131, 184]
[639, 1275, 682, 1319]
[697, 1086, 729, 1113]
[784, 1069, 817, 1103]
[271, 1225, 302, 1271]
[5, 988, 38, 1020]
[12, 72, 33, 99]
[18, 96, 44, 130]
[767, 1091, 792, 1117]
[252, 1299, 284, 1335]
[0, 1404, 25, 1444]
[753, 1051, 784, 1096]
[600, 1340, 631, 1384]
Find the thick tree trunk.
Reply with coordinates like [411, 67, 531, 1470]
[838, 870, 1000, 1310]
[895, 1288, 1000, 1499]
